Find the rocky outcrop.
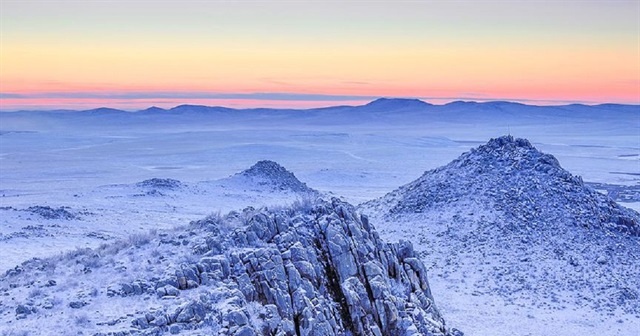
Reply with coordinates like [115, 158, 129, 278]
[25, 206, 76, 220]
[0, 198, 457, 335]
[365, 135, 639, 236]
[238, 160, 316, 194]
[137, 178, 184, 190]
[133, 198, 455, 335]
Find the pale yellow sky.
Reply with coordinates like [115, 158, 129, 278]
[1, 0, 638, 109]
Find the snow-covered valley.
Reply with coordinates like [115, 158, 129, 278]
[0, 99, 638, 335]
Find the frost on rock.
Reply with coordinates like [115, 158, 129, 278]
[369, 135, 638, 235]
[238, 160, 316, 194]
[362, 135, 640, 314]
[0, 198, 457, 336]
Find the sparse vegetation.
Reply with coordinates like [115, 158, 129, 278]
[27, 288, 43, 299]
[74, 313, 91, 328]
[128, 232, 152, 248]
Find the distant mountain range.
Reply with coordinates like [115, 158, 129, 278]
[4, 98, 638, 114]
[3, 98, 637, 133]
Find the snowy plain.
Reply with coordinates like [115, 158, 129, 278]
[0, 99, 638, 335]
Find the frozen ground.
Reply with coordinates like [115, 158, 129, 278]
[0, 99, 638, 335]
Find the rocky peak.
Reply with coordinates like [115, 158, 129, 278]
[242, 160, 290, 178]
[360, 136, 640, 318]
[239, 160, 313, 193]
[366, 136, 639, 236]
[454, 135, 560, 172]
[483, 135, 533, 150]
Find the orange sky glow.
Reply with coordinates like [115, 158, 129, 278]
[1, 0, 638, 110]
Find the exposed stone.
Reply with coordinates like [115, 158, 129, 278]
[175, 301, 206, 323]
[127, 198, 454, 334]
[156, 285, 180, 298]
[136, 178, 183, 190]
[234, 326, 255, 336]
[228, 310, 249, 326]
[68, 301, 87, 309]
[25, 206, 75, 220]
[16, 304, 33, 315]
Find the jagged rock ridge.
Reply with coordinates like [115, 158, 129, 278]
[0, 199, 458, 336]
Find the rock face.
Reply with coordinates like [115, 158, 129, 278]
[177, 198, 451, 335]
[238, 160, 316, 194]
[1, 198, 456, 335]
[365, 135, 639, 236]
[362, 135, 640, 315]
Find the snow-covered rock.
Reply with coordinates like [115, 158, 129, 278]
[0, 198, 458, 335]
[362, 135, 640, 318]
[235, 160, 317, 194]
[137, 178, 184, 190]
[365, 135, 638, 236]
[25, 206, 76, 220]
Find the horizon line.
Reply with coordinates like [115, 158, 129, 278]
[2, 91, 640, 112]
[1, 96, 639, 113]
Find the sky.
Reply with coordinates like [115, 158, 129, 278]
[0, 0, 639, 110]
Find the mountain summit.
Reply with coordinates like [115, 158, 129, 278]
[362, 98, 431, 111]
[367, 135, 638, 236]
[362, 135, 640, 316]
[237, 160, 315, 194]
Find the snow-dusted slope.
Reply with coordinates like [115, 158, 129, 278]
[364, 135, 638, 235]
[361, 135, 640, 335]
[1, 199, 460, 336]
[0, 161, 317, 272]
